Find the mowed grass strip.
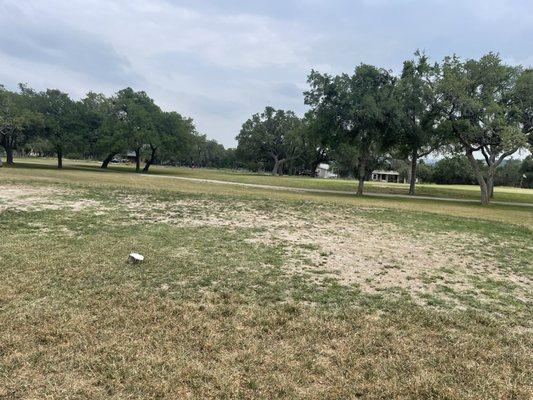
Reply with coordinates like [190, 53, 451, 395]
[0, 166, 532, 398]
[11, 157, 533, 204]
[3, 163, 533, 227]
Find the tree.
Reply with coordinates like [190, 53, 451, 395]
[329, 142, 359, 178]
[77, 92, 111, 162]
[306, 65, 398, 194]
[519, 155, 533, 188]
[432, 156, 476, 184]
[0, 85, 41, 165]
[439, 53, 528, 204]
[493, 159, 522, 187]
[33, 89, 81, 168]
[416, 160, 435, 183]
[97, 91, 130, 169]
[396, 51, 443, 195]
[296, 110, 338, 174]
[513, 68, 533, 146]
[236, 106, 301, 175]
[143, 111, 193, 172]
[103, 88, 159, 172]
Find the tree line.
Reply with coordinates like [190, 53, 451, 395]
[236, 52, 532, 204]
[0, 86, 235, 172]
[1, 52, 532, 204]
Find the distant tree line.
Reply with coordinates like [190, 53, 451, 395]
[388, 156, 532, 188]
[0, 86, 234, 172]
[1, 52, 531, 204]
[236, 52, 532, 203]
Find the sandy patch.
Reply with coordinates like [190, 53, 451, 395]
[110, 194, 531, 307]
[0, 184, 102, 212]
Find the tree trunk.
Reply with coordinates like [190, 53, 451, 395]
[5, 145, 14, 166]
[487, 176, 494, 198]
[465, 150, 489, 205]
[57, 149, 63, 169]
[486, 169, 495, 198]
[142, 146, 157, 173]
[272, 157, 281, 175]
[135, 149, 141, 173]
[101, 152, 118, 169]
[312, 148, 326, 173]
[356, 156, 366, 196]
[408, 151, 417, 196]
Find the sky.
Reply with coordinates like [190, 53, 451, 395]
[0, 0, 532, 148]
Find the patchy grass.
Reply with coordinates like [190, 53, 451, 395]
[10, 157, 533, 204]
[0, 165, 532, 399]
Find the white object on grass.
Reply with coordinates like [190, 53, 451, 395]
[128, 253, 144, 263]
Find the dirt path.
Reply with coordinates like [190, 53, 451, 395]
[144, 174, 533, 207]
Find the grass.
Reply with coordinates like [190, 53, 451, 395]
[13, 156, 533, 204]
[1, 162, 532, 398]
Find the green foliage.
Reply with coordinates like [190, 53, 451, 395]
[416, 160, 435, 183]
[433, 156, 476, 185]
[33, 88, 83, 166]
[493, 159, 522, 187]
[0, 85, 43, 163]
[520, 155, 533, 188]
[305, 64, 399, 191]
[77, 92, 111, 158]
[329, 142, 360, 178]
[0, 84, 233, 170]
[1, 51, 531, 189]
[438, 53, 528, 202]
[236, 106, 302, 175]
[396, 51, 443, 158]
[513, 68, 532, 146]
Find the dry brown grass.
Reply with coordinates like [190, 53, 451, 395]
[0, 166, 532, 399]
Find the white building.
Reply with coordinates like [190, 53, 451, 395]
[315, 163, 337, 179]
[371, 170, 400, 183]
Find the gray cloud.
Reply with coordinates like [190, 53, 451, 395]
[0, 26, 136, 86]
[0, 0, 531, 147]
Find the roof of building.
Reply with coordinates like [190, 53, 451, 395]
[316, 163, 330, 170]
[372, 170, 399, 175]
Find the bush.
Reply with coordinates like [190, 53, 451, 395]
[416, 161, 434, 183]
[494, 159, 522, 187]
[520, 155, 533, 188]
[433, 156, 476, 184]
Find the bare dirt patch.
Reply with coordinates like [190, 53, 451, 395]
[111, 193, 531, 308]
[0, 184, 103, 212]
[4, 184, 528, 310]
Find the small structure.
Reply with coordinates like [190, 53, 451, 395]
[315, 163, 337, 179]
[126, 151, 137, 163]
[371, 170, 400, 183]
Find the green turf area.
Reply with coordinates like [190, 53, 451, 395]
[12, 157, 533, 204]
[1, 164, 532, 398]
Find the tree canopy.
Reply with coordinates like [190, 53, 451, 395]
[1, 51, 531, 203]
[236, 106, 302, 175]
[438, 53, 528, 203]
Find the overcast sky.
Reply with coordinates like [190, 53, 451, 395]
[1, 0, 532, 147]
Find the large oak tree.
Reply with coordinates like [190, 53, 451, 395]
[396, 52, 444, 195]
[306, 65, 398, 194]
[236, 106, 302, 175]
[0, 85, 41, 165]
[439, 53, 527, 204]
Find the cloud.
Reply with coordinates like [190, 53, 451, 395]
[0, 0, 531, 147]
[0, 22, 136, 86]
